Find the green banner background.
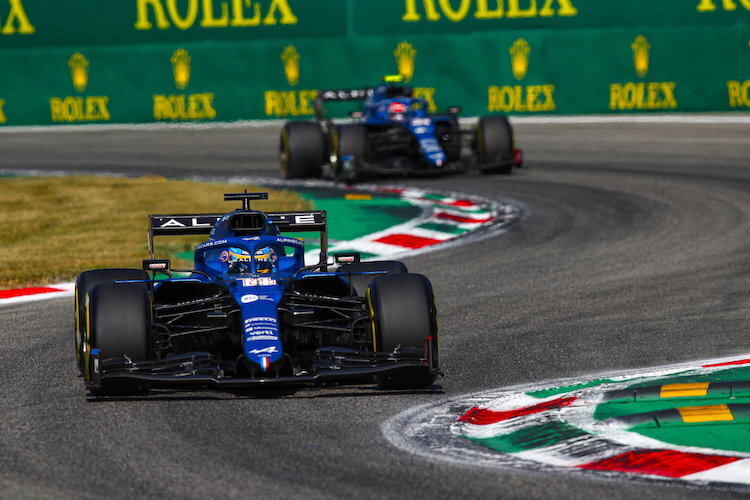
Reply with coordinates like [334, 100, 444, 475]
[0, 0, 748, 126]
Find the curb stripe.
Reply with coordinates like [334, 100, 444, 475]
[703, 359, 750, 368]
[0, 286, 66, 298]
[578, 449, 741, 478]
[458, 397, 578, 425]
[373, 233, 444, 249]
[435, 212, 495, 224]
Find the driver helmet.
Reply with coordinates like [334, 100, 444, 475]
[226, 247, 251, 274]
[254, 246, 278, 274]
[388, 101, 408, 121]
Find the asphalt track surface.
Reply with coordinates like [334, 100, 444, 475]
[1, 119, 749, 499]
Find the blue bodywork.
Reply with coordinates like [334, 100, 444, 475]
[81, 193, 441, 393]
[188, 213, 311, 373]
[357, 84, 451, 168]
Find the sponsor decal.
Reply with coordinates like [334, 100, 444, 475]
[238, 277, 277, 286]
[158, 217, 215, 229]
[391, 41, 438, 111]
[244, 316, 279, 338]
[394, 41, 416, 82]
[153, 48, 216, 121]
[697, 0, 750, 12]
[264, 45, 317, 117]
[49, 53, 111, 123]
[281, 45, 300, 86]
[275, 236, 303, 246]
[219, 250, 229, 262]
[134, 0, 298, 31]
[728, 80, 750, 109]
[488, 38, 556, 113]
[245, 335, 278, 341]
[609, 35, 678, 111]
[402, 0, 578, 22]
[241, 294, 259, 303]
[195, 239, 228, 249]
[1, 0, 35, 35]
[248, 346, 278, 356]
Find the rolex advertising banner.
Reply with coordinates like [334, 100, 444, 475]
[0, 0, 748, 126]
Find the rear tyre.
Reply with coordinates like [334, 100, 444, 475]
[475, 115, 514, 174]
[337, 260, 407, 296]
[75, 269, 147, 375]
[87, 282, 152, 395]
[367, 273, 439, 389]
[279, 122, 325, 179]
[333, 124, 367, 183]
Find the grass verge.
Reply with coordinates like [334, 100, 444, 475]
[0, 176, 311, 289]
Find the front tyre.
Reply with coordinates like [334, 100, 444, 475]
[367, 273, 439, 389]
[75, 268, 147, 375]
[279, 122, 326, 179]
[86, 282, 153, 395]
[475, 115, 514, 174]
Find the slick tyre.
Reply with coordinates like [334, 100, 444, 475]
[333, 124, 367, 183]
[367, 273, 439, 389]
[75, 269, 147, 375]
[475, 115, 514, 174]
[87, 282, 152, 395]
[337, 260, 407, 296]
[280, 121, 326, 179]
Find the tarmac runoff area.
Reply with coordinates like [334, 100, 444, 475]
[0, 181, 521, 306]
[383, 356, 750, 490]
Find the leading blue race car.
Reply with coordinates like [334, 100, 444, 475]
[280, 76, 523, 183]
[74, 192, 440, 396]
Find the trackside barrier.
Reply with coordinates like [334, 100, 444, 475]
[0, 0, 748, 126]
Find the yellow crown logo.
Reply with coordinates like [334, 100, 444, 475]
[68, 53, 89, 93]
[281, 45, 300, 86]
[171, 48, 191, 90]
[509, 39, 531, 81]
[631, 35, 650, 78]
[393, 41, 417, 82]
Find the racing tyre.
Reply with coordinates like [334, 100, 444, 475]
[87, 282, 153, 395]
[280, 121, 326, 179]
[475, 115, 514, 174]
[367, 273, 439, 389]
[333, 124, 367, 184]
[75, 268, 147, 375]
[337, 260, 407, 296]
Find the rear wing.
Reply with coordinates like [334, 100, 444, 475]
[148, 210, 328, 264]
[314, 88, 372, 121]
[317, 88, 372, 102]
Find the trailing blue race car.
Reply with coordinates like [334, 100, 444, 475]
[74, 192, 440, 396]
[280, 76, 523, 183]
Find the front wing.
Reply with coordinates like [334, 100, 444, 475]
[85, 340, 441, 392]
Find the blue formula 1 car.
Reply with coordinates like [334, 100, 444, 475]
[279, 76, 523, 183]
[74, 192, 440, 396]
